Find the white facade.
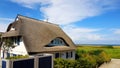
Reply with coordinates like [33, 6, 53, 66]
[1, 37, 28, 58]
[10, 40, 28, 55]
[53, 51, 75, 59]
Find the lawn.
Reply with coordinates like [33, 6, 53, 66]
[77, 45, 120, 59]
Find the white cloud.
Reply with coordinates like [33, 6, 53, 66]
[62, 25, 120, 44]
[9, 0, 120, 44]
[0, 18, 14, 32]
[11, 0, 50, 8]
[10, 0, 120, 25]
[62, 25, 103, 43]
[0, 18, 14, 21]
[40, 0, 119, 25]
[113, 29, 120, 34]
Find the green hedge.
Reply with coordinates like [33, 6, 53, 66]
[54, 50, 111, 68]
[76, 50, 111, 67]
[6, 55, 29, 60]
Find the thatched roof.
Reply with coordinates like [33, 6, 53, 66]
[2, 30, 20, 37]
[2, 15, 76, 53]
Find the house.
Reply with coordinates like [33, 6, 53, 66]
[1, 15, 76, 59]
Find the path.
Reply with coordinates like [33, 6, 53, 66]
[99, 59, 120, 68]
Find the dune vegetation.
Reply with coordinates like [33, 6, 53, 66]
[77, 45, 120, 59]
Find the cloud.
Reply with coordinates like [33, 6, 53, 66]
[9, 0, 120, 44]
[0, 18, 14, 32]
[62, 25, 103, 43]
[62, 25, 120, 44]
[11, 0, 50, 8]
[10, 0, 120, 25]
[0, 18, 14, 22]
[113, 29, 120, 34]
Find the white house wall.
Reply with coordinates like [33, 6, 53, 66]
[72, 51, 75, 59]
[53, 51, 75, 59]
[66, 51, 75, 59]
[61, 52, 66, 59]
[10, 41, 28, 55]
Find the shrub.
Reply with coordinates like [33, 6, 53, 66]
[6, 55, 29, 60]
[54, 58, 77, 68]
[75, 49, 111, 68]
[54, 49, 111, 68]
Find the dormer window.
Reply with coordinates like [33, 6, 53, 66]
[46, 38, 68, 47]
[49, 38, 65, 45]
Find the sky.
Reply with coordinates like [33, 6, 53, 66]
[0, 0, 120, 44]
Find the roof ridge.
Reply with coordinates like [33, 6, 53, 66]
[16, 14, 59, 26]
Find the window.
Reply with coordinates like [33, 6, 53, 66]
[49, 38, 65, 46]
[45, 38, 69, 47]
[66, 52, 73, 58]
[66, 52, 68, 58]
[17, 36, 22, 45]
[71, 52, 73, 58]
[13, 36, 22, 45]
[55, 53, 59, 58]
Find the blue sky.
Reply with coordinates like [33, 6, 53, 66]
[0, 0, 120, 44]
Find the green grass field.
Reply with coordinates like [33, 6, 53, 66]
[77, 45, 120, 59]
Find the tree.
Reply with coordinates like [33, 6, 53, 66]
[2, 38, 15, 58]
[3, 38, 14, 52]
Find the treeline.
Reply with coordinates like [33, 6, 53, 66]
[54, 50, 111, 68]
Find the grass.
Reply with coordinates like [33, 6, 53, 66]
[77, 45, 120, 59]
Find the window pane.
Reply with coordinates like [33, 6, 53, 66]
[55, 53, 59, 58]
[71, 52, 72, 58]
[66, 52, 68, 58]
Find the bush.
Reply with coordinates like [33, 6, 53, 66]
[6, 55, 29, 60]
[75, 49, 111, 68]
[54, 50, 111, 68]
[54, 58, 77, 68]
[89, 50, 111, 66]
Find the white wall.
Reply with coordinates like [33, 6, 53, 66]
[66, 51, 75, 59]
[72, 51, 75, 59]
[1, 40, 28, 58]
[10, 41, 28, 55]
[53, 51, 75, 60]
[61, 52, 66, 59]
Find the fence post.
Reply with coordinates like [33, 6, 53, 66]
[34, 56, 38, 68]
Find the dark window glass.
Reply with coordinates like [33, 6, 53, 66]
[66, 52, 68, 58]
[55, 53, 59, 58]
[71, 52, 72, 58]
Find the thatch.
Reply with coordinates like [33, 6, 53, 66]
[2, 15, 76, 53]
[2, 30, 20, 37]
